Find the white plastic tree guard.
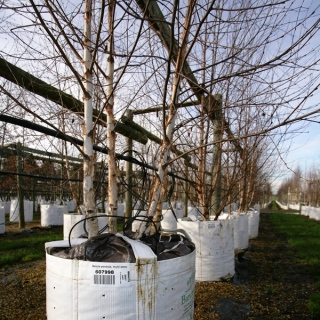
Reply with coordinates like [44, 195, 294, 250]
[309, 207, 320, 221]
[233, 214, 249, 250]
[301, 206, 310, 217]
[161, 209, 178, 230]
[117, 202, 125, 217]
[45, 235, 196, 320]
[187, 207, 203, 221]
[300, 206, 320, 220]
[223, 203, 239, 213]
[66, 200, 76, 212]
[175, 208, 183, 219]
[162, 202, 168, 209]
[289, 204, 300, 211]
[231, 203, 238, 212]
[176, 202, 183, 209]
[0, 206, 5, 234]
[58, 205, 69, 214]
[63, 214, 86, 240]
[218, 213, 230, 220]
[97, 216, 109, 232]
[41, 204, 68, 227]
[4, 201, 10, 215]
[174, 203, 183, 219]
[64, 214, 110, 240]
[248, 210, 260, 239]
[253, 204, 260, 213]
[177, 217, 235, 281]
[308, 207, 315, 219]
[9, 199, 33, 222]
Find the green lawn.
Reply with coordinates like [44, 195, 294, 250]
[0, 230, 63, 268]
[270, 212, 320, 317]
[0, 217, 125, 268]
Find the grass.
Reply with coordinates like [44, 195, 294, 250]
[0, 216, 125, 269]
[263, 284, 277, 295]
[0, 230, 63, 268]
[271, 201, 279, 211]
[309, 293, 320, 317]
[269, 211, 320, 317]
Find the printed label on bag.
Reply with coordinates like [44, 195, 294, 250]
[181, 271, 195, 317]
[207, 223, 215, 229]
[90, 262, 131, 287]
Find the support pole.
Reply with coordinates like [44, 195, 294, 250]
[183, 160, 188, 217]
[0, 58, 147, 145]
[60, 164, 63, 203]
[77, 170, 81, 212]
[210, 94, 223, 217]
[125, 110, 133, 220]
[32, 177, 36, 214]
[17, 142, 25, 229]
[101, 161, 106, 213]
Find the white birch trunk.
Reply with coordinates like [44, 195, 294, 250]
[83, 0, 98, 237]
[106, 0, 118, 234]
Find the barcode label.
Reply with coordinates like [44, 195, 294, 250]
[90, 262, 131, 287]
[94, 274, 115, 285]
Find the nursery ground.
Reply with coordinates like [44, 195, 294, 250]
[0, 211, 317, 319]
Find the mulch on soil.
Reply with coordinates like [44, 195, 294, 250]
[0, 212, 317, 319]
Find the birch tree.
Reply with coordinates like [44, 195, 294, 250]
[0, 0, 320, 235]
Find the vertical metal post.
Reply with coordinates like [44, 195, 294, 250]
[32, 177, 36, 214]
[211, 94, 222, 217]
[125, 110, 133, 220]
[60, 164, 63, 203]
[102, 161, 106, 213]
[183, 160, 188, 217]
[78, 170, 81, 207]
[17, 142, 25, 229]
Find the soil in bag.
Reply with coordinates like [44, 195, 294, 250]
[139, 233, 195, 261]
[47, 232, 195, 262]
[47, 233, 136, 262]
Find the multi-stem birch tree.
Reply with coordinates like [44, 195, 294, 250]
[1, 0, 320, 234]
[140, 0, 196, 236]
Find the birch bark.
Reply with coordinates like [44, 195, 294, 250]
[83, 0, 98, 237]
[106, 0, 118, 234]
